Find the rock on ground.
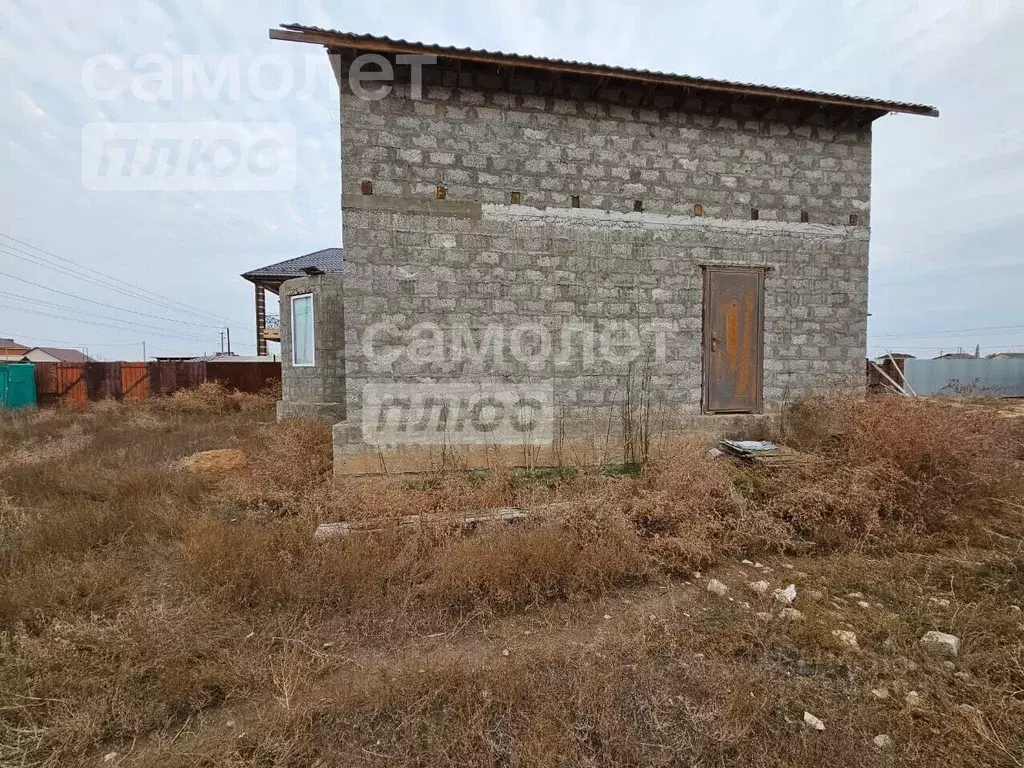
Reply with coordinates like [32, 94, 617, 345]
[873, 734, 892, 748]
[832, 630, 859, 649]
[774, 584, 797, 604]
[803, 711, 826, 731]
[749, 580, 770, 595]
[179, 448, 247, 475]
[921, 630, 961, 656]
[707, 579, 729, 597]
[780, 607, 804, 621]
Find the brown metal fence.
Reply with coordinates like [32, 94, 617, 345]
[34, 361, 281, 408]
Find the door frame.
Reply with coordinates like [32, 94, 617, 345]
[701, 266, 766, 414]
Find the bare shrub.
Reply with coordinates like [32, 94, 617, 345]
[181, 510, 648, 621]
[626, 440, 791, 571]
[160, 381, 276, 414]
[419, 511, 649, 613]
[771, 395, 1023, 541]
[233, 419, 333, 506]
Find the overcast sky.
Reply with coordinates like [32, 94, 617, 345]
[1, 0, 1021, 359]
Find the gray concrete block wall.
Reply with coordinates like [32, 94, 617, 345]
[277, 274, 347, 423]
[276, 53, 875, 466]
[334, 54, 872, 227]
[338, 202, 867, 426]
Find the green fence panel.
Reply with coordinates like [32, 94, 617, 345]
[0, 363, 37, 409]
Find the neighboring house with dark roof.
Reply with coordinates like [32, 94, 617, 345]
[0, 338, 30, 362]
[21, 347, 95, 363]
[241, 248, 342, 356]
[269, 25, 937, 476]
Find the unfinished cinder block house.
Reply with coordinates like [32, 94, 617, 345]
[271, 23, 936, 475]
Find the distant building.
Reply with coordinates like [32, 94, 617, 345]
[0, 338, 30, 362]
[874, 352, 915, 361]
[933, 352, 975, 360]
[21, 347, 95, 363]
[188, 353, 280, 363]
[240, 248, 342, 357]
[987, 351, 1024, 360]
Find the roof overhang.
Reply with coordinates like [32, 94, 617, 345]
[270, 24, 938, 119]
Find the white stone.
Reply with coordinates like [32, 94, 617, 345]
[742, 559, 755, 566]
[782, 563, 794, 569]
[803, 711, 826, 731]
[857, 601, 871, 609]
[774, 584, 797, 604]
[707, 579, 729, 597]
[921, 630, 960, 656]
[603, 614, 612, 620]
[905, 690, 922, 707]
[749, 580, 771, 595]
[692, 571, 702, 580]
[847, 592, 865, 599]
[1010, 605, 1021, 613]
[103, 754, 118, 764]
[832, 630, 859, 649]
[871, 687, 889, 699]
[780, 607, 804, 621]
[929, 597, 951, 608]
[754, 562, 764, 568]
[873, 734, 892, 748]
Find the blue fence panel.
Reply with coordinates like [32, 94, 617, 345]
[903, 358, 1024, 397]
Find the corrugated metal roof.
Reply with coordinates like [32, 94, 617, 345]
[272, 24, 938, 118]
[241, 248, 342, 281]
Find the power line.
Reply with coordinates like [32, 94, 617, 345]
[0, 243, 230, 329]
[868, 344, 1024, 351]
[871, 323, 1024, 338]
[0, 290, 214, 341]
[2, 305, 216, 342]
[0, 232, 248, 327]
[0, 333, 148, 347]
[0, 269, 230, 331]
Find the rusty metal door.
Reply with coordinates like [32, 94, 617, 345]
[703, 267, 764, 413]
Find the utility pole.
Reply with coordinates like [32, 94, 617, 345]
[226, 326, 231, 354]
[220, 331, 224, 353]
[142, 341, 146, 361]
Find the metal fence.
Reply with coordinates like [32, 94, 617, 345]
[902, 358, 1024, 397]
[0, 363, 37, 409]
[34, 361, 281, 408]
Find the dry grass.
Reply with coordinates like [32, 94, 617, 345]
[0, 393, 1022, 766]
[768, 395, 1023, 545]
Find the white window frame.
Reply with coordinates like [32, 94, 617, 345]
[291, 293, 315, 367]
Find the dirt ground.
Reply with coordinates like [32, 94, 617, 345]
[1, 386, 1022, 767]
